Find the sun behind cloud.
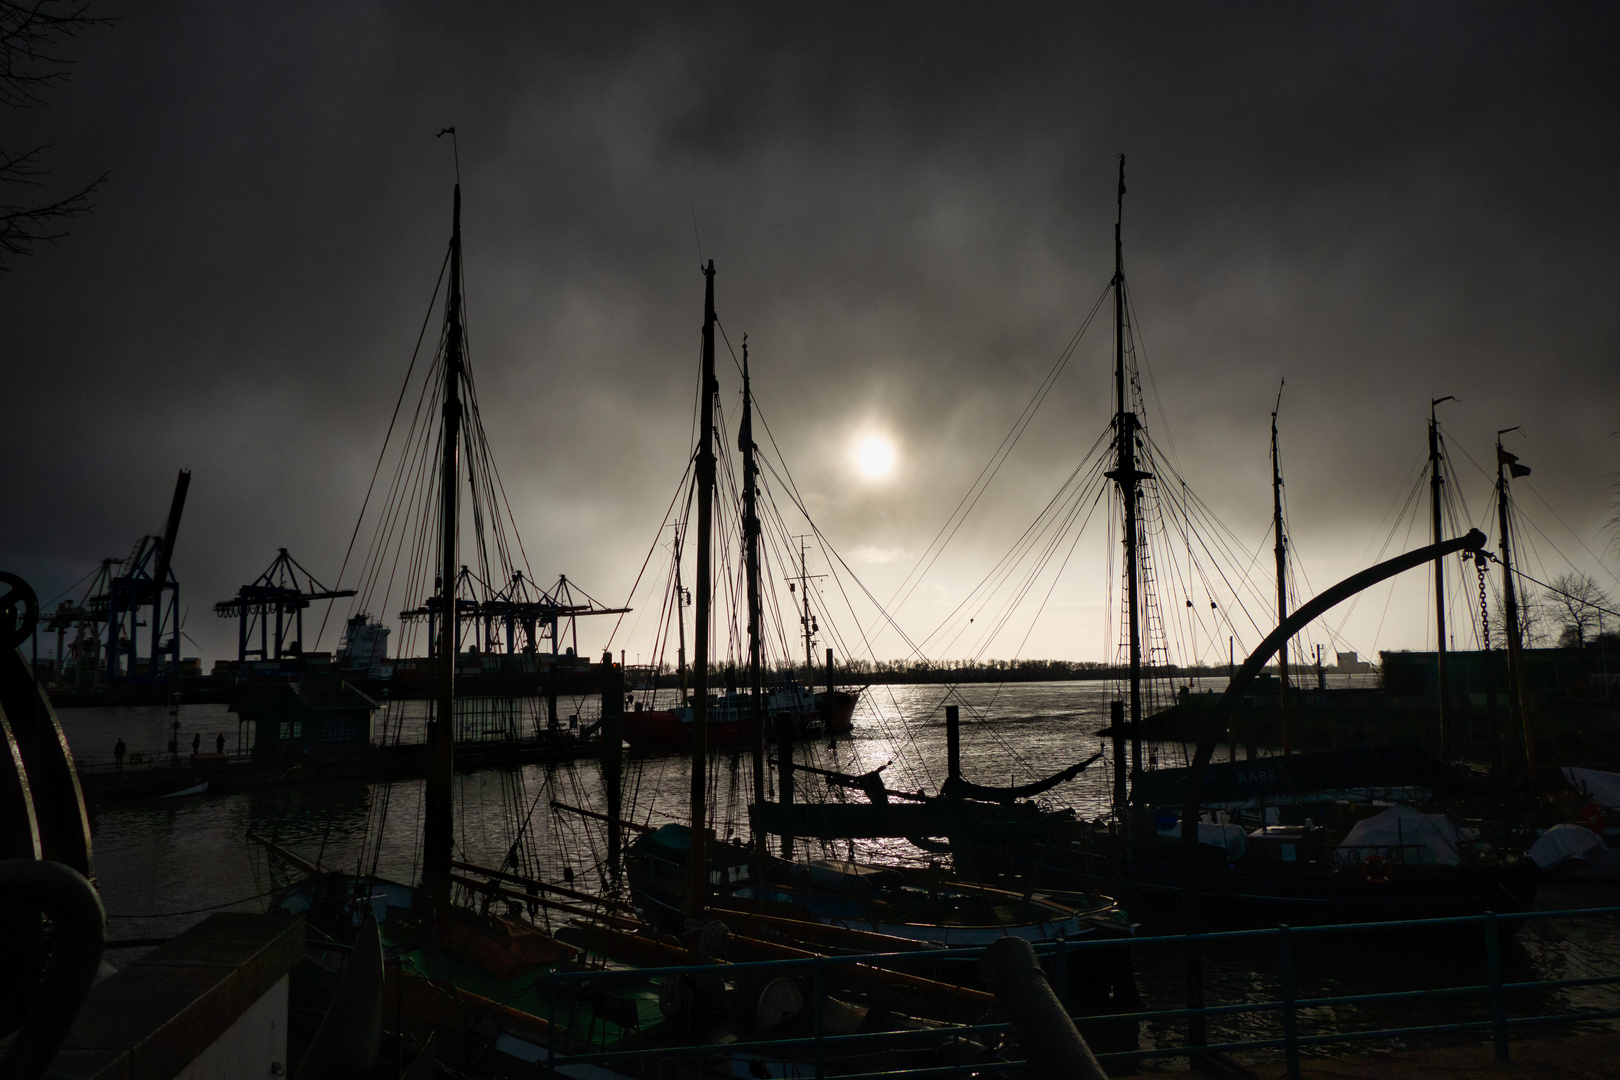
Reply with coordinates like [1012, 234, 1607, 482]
[853, 433, 898, 481]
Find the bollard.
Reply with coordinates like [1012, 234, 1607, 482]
[980, 936, 1107, 1080]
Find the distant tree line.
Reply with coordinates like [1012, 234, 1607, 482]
[629, 657, 1241, 688]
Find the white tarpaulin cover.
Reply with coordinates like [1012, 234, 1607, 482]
[1562, 767, 1620, 809]
[1336, 804, 1462, 866]
[1528, 822, 1607, 870]
[1157, 820, 1248, 858]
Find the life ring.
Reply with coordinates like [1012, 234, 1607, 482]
[1361, 854, 1391, 885]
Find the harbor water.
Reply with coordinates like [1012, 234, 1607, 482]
[60, 679, 1620, 1060]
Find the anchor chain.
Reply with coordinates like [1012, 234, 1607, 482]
[1476, 553, 1492, 651]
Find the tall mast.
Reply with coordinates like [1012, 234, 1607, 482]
[1103, 155, 1148, 792]
[799, 537, 816, 681]
[674, 526, 687, 704]
[1271, 385, 1290, 755]
[1496, 429, 1532, 785]
[423, 183, 464, 923]
[1430, 396, 1455, 761]
[688, 260, 717, 918]
[740, 339, 768, 875]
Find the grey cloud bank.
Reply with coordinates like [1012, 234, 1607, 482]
[4, 2, 1616, 667]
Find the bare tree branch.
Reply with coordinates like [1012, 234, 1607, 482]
[0, 1, 113, 272]
[1549, 571, 1614, 647]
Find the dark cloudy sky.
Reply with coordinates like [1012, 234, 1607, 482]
[5, 2, 1617, 670]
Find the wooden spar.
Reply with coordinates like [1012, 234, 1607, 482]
[548, 799, 654, 834]
[1271, 387, 1291, 755]
[706, 905, 942, 953]
[741, 340, 768, 880]
[248, 832, 323, 877]
[690, 259, 717, 918]
[1102, 155, 1149, 795]
[422, 183, 464, 924]
[451, 860, 638, 911]
[449, 874, 641, 930]
[1430, 396, 1455, 762]
[564, 917, 993, 1014]
[725, 933, 994, 1012]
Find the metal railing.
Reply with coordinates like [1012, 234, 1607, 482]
[538, 905, 1620, 1079]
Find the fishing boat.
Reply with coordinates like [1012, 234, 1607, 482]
[605, 297, 1145, 1049]
[620, 683, 822, 751]
[262, 216, 1031, 1078]
[943, 164, 1538, 928]
[255, 182, 673, 1077]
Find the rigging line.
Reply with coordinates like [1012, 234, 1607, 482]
[367, 417, 435, 635]
[1367, 476, 1429, 653]
[1334, 460, 1428, 637]
[1150, 447, 1277, 623]
[1172, 481, 1270, 635]
[109, 887, 279, 919]
[948, 461, 1105, 662]
[1441, 429, 1517, 535]
[1508, 522, 1620, 620]
[357, 347, 443, 612]
[353, 311, 443, 618]
[460, 359, 532, 582]
[741, 404, 971, 783]
[1120, 282, 1183, 479]
[37, 563, 101, 612]
[1518, 479, 1620, 591]
[351, 344, 436, 611]
[1436, 428, 1476, 526]
[318, 246, 451, 649]
[942, 468, 1099, 649]
[1160, 502, 1263, 638]
[1004, 471, 1108, 665]
[1178, 508, 1265, 645]
[603, 457, 697, 649]
[917, 435, 1113, 653]
[884, 284, 1113, 614]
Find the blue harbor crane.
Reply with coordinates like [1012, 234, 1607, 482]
[97, 470, 190, 684]
[214, 548, 355, 663]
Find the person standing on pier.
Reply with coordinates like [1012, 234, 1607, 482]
[215, 733, 225, 755]
[114, 738, 126, 769]
[191, 732, 200, 756]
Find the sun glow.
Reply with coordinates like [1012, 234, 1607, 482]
[853, 434, 897, 480]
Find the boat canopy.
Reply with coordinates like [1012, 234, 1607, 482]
[1132, 744, 1464, 808]
[1335, 804, 1464, 867]
[1528, 822, 1606, 870]
[1562, 766, 1620, 809]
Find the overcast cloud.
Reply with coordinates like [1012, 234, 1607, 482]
[4, 3, 1616, 670]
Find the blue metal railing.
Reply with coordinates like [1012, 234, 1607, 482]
[536, 905, 1620, 1079]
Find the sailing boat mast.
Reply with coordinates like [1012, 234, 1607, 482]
[1104, 155, 1149, 792]
[688, 260, 717, 917]
[798, 536, 816, 681]
[1430, 396, 1455, 761]
[740, 339, 768, 874]
[674, 525, 687, 704]
[1271, 385, 1290, 755]
[423, 183, 464, 924]
[1495, 429, 1533, 785]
